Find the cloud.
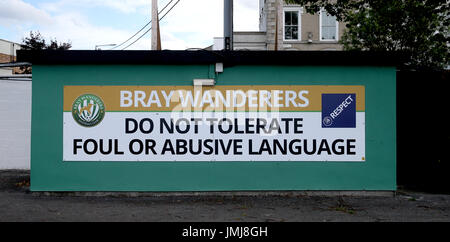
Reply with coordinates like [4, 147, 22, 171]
[0, 0, 148, 49]
[159, 0, 259, 48]
[0, 0, 52, 26]
[234, 0, 260, 31]
[0, 0, 260, 50]
[161, 32, 190, 50]
[39, 0, 149, 14]
[38, 13, 142, 50]
[160, 0, 223, 39]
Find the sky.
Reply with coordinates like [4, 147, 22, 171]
[0, 0, 260, 50]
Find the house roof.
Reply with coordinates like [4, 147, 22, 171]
[0, 39, 22, 46]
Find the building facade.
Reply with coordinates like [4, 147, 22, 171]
[0, 39, 22, 75]
[225, 0, 345, 51]
[261, 0, 345, 51]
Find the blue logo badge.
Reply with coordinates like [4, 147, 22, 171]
[322, 94, 356, 128]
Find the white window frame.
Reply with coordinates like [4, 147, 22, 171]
[283, 7, 303, 41]
[319, 8, 339, 42]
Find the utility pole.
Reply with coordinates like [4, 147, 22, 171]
[151, 0, 161, 50]
[224, 0, 233, 51]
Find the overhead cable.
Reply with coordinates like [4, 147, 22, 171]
[110, 0, 175, 50]
[122, 0, 181, 50]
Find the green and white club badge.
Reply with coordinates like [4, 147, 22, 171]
[72, 94, 105, 127]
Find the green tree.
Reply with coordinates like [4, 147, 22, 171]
[20, 31, 72, 73]
[285, 0, 449, 70]
[21, 31, 72, 50]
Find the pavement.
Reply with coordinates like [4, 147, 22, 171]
[1, 170, 449, 222]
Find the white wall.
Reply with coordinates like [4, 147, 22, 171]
[233, 32, 267, 50]
[213, 37, 224, 50]
[0, 68, 13, 75]
[0, 39, 21, 56]
[0, 79, 31, 169]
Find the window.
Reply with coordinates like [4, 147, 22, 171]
[320, 9, 338, 41]
[284, 8, 301, 41]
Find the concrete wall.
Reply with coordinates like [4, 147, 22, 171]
[213, 33, 267, 50]
[0, 80, 31, 169]
[0, 68, 13, 75]
[259, 0, 267, 32]
[234, 32, 267, 50]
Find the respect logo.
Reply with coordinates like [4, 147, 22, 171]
[322, 93, 356, 128]
[72, 94, 105, 127]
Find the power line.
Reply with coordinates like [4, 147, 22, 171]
[122, 0, 181, 50]
[110, 0, 175, 50]
[110, 0, 174, 50]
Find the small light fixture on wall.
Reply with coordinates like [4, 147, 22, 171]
[193, 63, 223, 86]
[307, 32, 313, 43]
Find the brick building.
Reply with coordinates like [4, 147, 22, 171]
[0, 39, 22, 75]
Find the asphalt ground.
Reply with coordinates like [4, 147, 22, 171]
[1, 170, 449, 222]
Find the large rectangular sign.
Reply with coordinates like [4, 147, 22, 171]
[63, 85, 365, 162]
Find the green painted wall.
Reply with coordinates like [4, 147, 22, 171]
[30, 64, 396, 191]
